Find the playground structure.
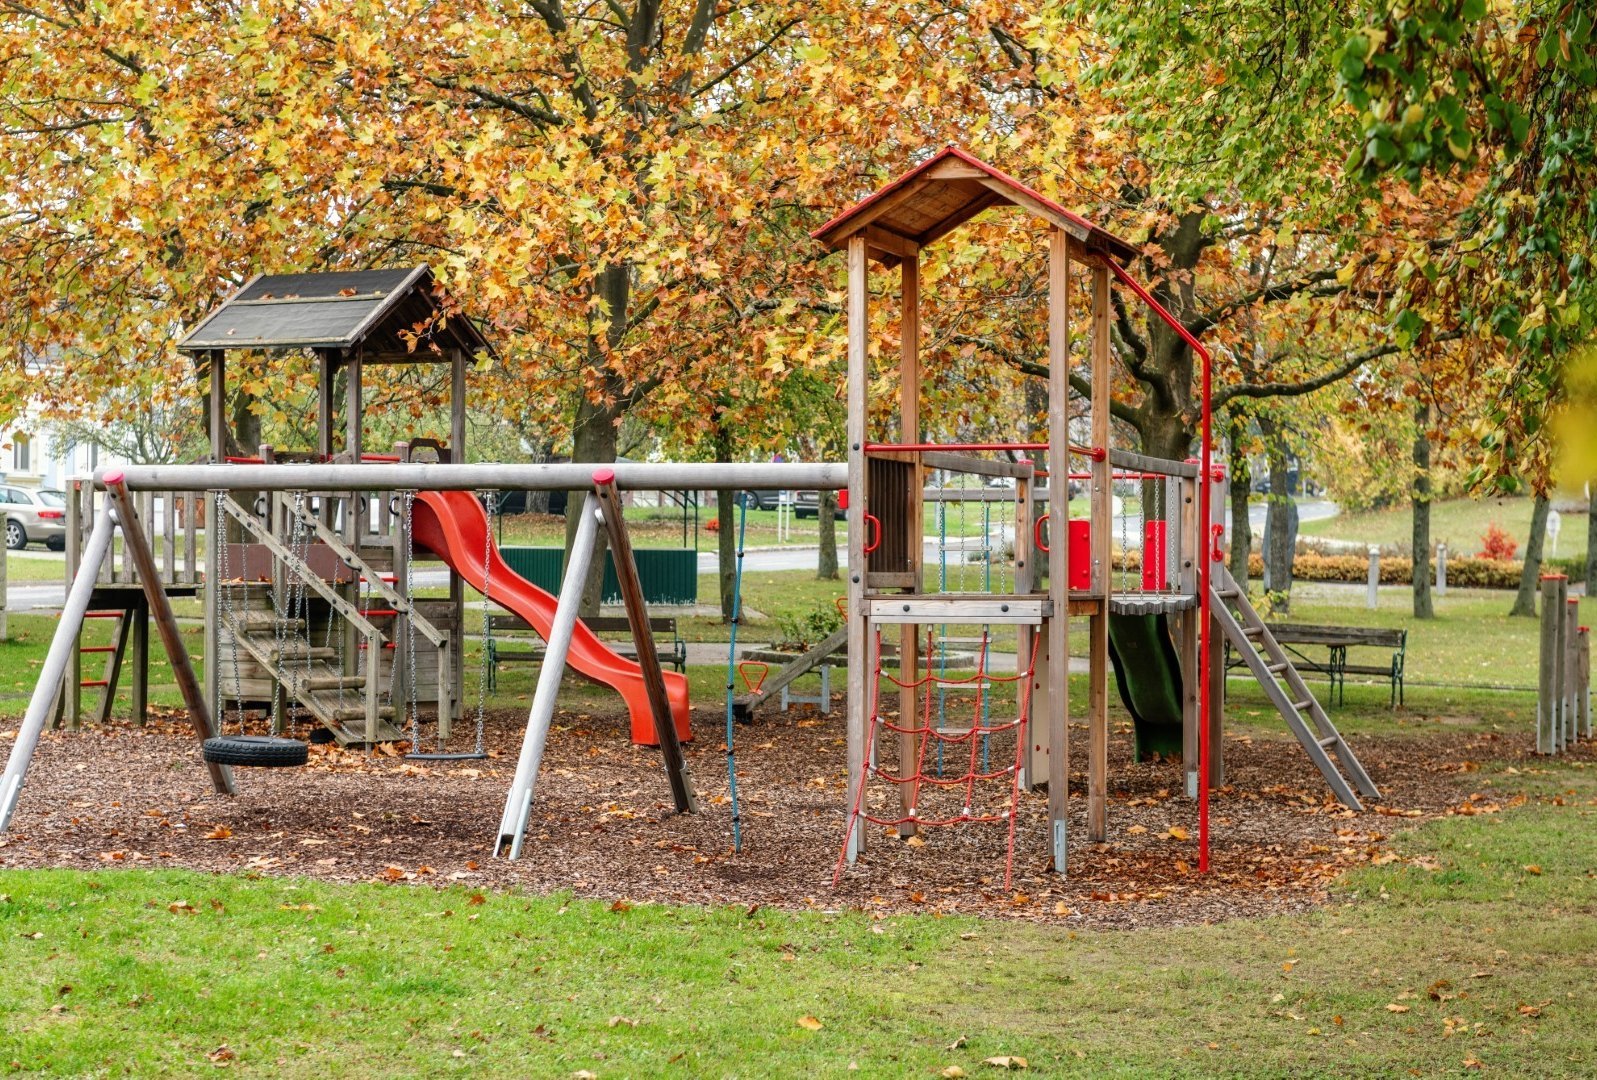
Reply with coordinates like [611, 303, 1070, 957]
[1537, 574, 1592, 754]
[1, 148, 1381, 879]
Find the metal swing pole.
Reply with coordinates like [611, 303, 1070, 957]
[494, 493, 601, 858]
[0, 509, 117, 830]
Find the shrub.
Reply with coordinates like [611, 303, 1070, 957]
[1478, 523, 1518, 561]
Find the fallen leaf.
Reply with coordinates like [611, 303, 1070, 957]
[797, 1015, 823, 1031]
[906, 835, 926, 848]
[984, 1056, 1028, 1070]
[1386, 1004, 1410, 1013]
[942, 1069, 967, 1079]
[1523, 864, 1542, 875]
[609, 900, 632, 913]
[1165, 826, 1190, 841]
[608, 1016, 637, 1028]
[1126, 825, 1148, 835]
[206, 1045, 235, 1065]
[202, 826, 232, 840]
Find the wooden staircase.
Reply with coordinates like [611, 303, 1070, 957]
[1209, 564, 1379, 809]
[219, 600, 403, 745]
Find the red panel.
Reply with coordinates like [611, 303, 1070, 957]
[1068, 519, 1091, 591]
[1142, 520, 1168, 590]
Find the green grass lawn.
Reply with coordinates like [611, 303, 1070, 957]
[2, 755, 1593, 1076]
[1301, 494, 1589, 561]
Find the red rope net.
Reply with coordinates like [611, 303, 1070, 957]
[834, 628, 1041, 889]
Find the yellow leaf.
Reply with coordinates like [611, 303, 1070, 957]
[1386, 1004, 1410, 1013]
[1523, 864, 1542, 875]
[983, 1056, 1027, 1069]
[1166, 826, 1189, 841]
[942, 1069, 967, 1079]
[1126, 825, 1148, 835]
[797, 1016, 823, 1031]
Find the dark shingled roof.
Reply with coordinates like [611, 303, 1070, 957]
[178, 266, 492, 359]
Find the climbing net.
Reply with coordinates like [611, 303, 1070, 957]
[835, 626, 1040, 889]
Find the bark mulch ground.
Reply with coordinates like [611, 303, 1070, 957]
[0, 703, 1570, 929]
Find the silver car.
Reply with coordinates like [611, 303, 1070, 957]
[2, 486, 67, 550]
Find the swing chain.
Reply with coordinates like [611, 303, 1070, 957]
[402, 491, 421, 750]
[213, 491, 247, 734]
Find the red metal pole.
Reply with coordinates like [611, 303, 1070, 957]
[1105, 259, 1213, 873]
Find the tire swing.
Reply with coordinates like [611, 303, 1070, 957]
[402, 490, 489, 763]
[201, 489, 310, 769]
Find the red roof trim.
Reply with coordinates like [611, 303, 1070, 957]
[811, 146, 1137, 261]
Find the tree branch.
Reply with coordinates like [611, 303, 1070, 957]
[1192, 265, 1344, 336]
[1213, 331, 1464, 409]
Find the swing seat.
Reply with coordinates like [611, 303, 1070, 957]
[202, 735, 309, 768]
[404, 750, 489, 762]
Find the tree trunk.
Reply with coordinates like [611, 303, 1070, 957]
[1259, 418, 1297, 611]
[816, 490, 838, 580]
[564, 396, 620, 618]
[1226, 413, 1252, 586]
[1510, 494, 1551, 617]
[1411, 404, 1434, 618]
[563, 263, 631, 618]
[718, 489, 737, 622]
[711, 417, 738, 621]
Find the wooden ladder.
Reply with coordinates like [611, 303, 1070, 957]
[1209, 564, 1379, 810]
[54, 611, 132, 728]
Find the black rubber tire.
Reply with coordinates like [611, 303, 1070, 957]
[201, 735, 308, 768]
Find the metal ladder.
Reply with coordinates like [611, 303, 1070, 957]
[1209, 564, 1379, 809]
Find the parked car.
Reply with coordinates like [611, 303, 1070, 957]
[793, 491, 845, 520]
[1, 486, 68, 550]
[738, 489, 783, 511]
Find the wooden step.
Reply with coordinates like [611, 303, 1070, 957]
[304, 675, 366, 691]
[332, 704, 396, 721]
[1241, 626, 1264, 639]
[266, 646, 337, 661]
[1317, 736, 1340, 749]
[1291, 698, 1314, 711]
[1265, 662, 1288, 675]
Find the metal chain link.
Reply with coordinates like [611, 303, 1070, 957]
[213, 491, 246, 734]
[402, 491, 421, 750]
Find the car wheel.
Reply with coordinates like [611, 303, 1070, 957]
[46, 537, 65, 552]
[4, 521, 25, 551]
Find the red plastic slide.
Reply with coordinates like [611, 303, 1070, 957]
[410, 489, 691, 746]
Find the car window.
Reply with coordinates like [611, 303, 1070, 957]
[0, 489, 21, 504]
[36, 490, 66, 508]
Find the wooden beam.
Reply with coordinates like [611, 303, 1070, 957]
[817, 178, 935, 248]
[1045, 226, 1071, 873]
[898, 251, 921, 836]
[863, 225, 919, 261]
[976, 177, 1092, 244]
[593, 473, 697, 814]
[104, 477, 234, 796]
[1087, 264, 1112, 843]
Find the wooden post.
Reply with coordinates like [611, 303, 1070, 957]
[844, 235, 870, 863]
[1565, 597, 1580, 749]
[898, 252, 922, 835]
[205, 349, 226, 724]
[1086, 263, 1111, 843]
[1179, 474, 1201, 797]
[1045, 226, 1071, 872]
[131, 598, 149, 725]
[105, 475, 235, 796]
[1538, 575, 1561, 753]
[593, 472, 697, 813]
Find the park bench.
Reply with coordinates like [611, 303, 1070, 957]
[1225, 622, 1407, 707]
[485, 613, 687, 689]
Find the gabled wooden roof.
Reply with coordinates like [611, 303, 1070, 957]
[812, 146, 1138, 267]
[178, 266, 493, 360]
